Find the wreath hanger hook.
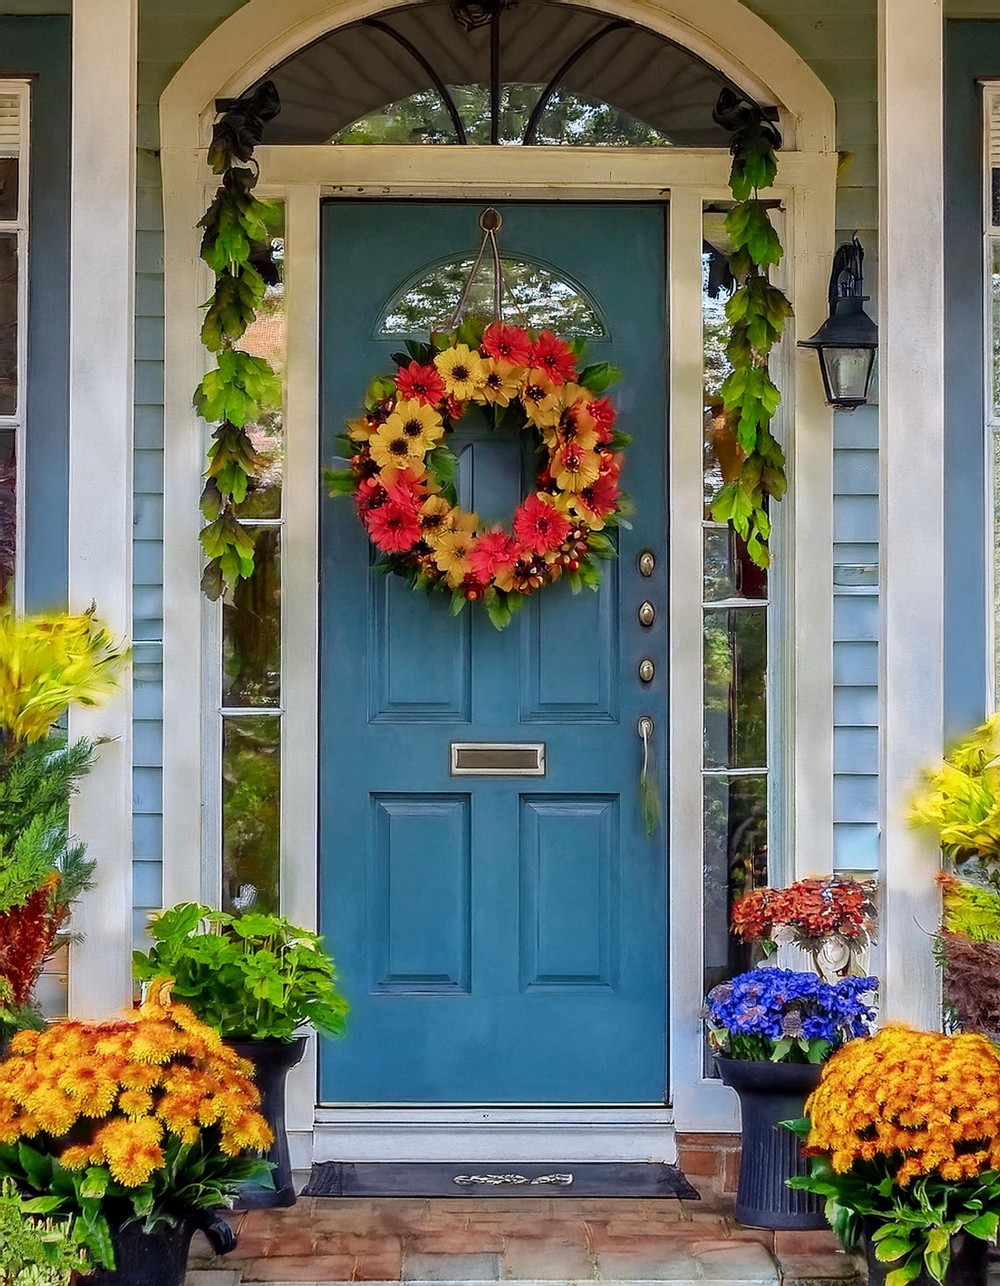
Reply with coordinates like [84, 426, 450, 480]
[448, 207, 527, 330]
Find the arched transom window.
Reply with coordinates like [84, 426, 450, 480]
[249, 0, 772, 147]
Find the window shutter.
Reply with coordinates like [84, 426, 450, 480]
[0, 94, 20, 157]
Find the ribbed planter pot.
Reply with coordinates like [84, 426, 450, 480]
[716, 1056, 825, 1230]
[85, 1219, 196, 1286]
[863, 1225, 988, 1286]
[228, 1036, 307, 1209]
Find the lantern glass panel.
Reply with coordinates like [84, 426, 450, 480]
[820, 345, 875, 406]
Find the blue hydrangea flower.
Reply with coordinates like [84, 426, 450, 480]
[704, 966, 878, 1063]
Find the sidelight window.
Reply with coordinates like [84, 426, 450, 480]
[218, 210, 285, 915]
[0, 83, 26, 602]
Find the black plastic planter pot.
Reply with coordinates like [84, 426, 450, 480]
[716, 1056, 825, 1230]
[85, 1220, 196, 1286]
[863, 1225, 988, 1286]
[228, 1036, 307, 1209]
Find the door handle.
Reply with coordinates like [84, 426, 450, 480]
[637, 717, 659, 838]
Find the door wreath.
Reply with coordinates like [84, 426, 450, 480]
[326, 257, 633, 631]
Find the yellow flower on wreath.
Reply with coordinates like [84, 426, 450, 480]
[431, 530, 477, 588]
[423, 506, 478, 551]
[552, 444, 601, 493]
[521, 368, 561, 429]
[475, 358, 523, 407]
[368, 420, 428, 483]
[434, 344, 486, 401]
[382, 399, 445, 453]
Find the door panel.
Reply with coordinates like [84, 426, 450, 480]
[320, 201, 667, 1104]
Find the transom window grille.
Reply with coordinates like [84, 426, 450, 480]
[0, 81, 27, 603]
[250, 0, 770, 148]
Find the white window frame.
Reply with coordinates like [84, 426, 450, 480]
[160, 0, 836, 1143]
[0, 79, 30, 607]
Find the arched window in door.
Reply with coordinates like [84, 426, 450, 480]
[246, 0, 773, 147]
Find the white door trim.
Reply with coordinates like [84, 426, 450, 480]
[313, 1107, 675, 1164]
[159, 4, 837, 1146]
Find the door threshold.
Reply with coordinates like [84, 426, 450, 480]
[313, 1106, 675, 1163]
[301, 1160, 698, 1199]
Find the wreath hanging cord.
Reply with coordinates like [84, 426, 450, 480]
[326, 207, 633, 631]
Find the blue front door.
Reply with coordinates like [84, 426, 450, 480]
[320, 201, 667, 1104]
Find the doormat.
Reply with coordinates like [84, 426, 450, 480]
[301, 1161, 700, 1199]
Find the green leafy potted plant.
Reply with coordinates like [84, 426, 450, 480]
[0, 982, 270, 1286]
[0, 1177, 92, 1286]
[133, 903, 348, 1208]
[787, 1025, 1000, 1286]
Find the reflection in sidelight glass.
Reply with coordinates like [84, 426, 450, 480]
[222, 527, 281, 707]
[222, 715, 281, 916]
[235, 221, 284, 520]
[0, 158, 16, 223]
[703, 773, 767, 996]
[703, 607, 767, 771]
[993, 241, 1000, 422]
[380, 256, 605, 337]
[0, 430, 14, 601]
[0, 233, 17, 417]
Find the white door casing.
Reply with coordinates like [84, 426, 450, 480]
[159, 0, 836, 1158]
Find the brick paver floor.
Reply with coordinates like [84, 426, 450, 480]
[186, 1196, 862, 1285]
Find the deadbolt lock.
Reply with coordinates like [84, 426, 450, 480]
[638, 600, 655, 627]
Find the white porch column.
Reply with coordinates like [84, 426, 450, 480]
[877, 0, 944, 1027]
[67, 0, 138, 1018]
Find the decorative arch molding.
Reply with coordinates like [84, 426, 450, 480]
[159, 0, 835, 153]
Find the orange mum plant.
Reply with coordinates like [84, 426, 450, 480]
[787, 1026, 1000, 1285]
[0, 981, 272, 1270]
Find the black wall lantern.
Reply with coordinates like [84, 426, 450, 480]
[798, 235, 879, 410]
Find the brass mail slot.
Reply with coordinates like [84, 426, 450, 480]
[450, 742, 546, 776]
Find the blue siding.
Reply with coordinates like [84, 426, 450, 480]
[944, 21, 1000, 736]
[0, 16, 71, 608]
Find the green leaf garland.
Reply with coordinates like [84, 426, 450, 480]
[712, 90, 793, 569]
[195, 84, 281, 600]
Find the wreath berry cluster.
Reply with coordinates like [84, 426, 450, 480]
[326, 319, 632, 630]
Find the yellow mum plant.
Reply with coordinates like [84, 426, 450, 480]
[0, 981, 272, 1270]
[909, 716, 1000, 868]
[787, 1026, 1000, 1285]
[0, 607, 127, 749]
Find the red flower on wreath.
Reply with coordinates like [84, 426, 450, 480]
[482, 322, 532, 367]
[396, 362, 447, 406]
[589, 396, 617, 442]
[513, 493, 571, 555]
[366, 497, 421, 553]
[528, 330, 577, 385]
[468, 530, 516, 582]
